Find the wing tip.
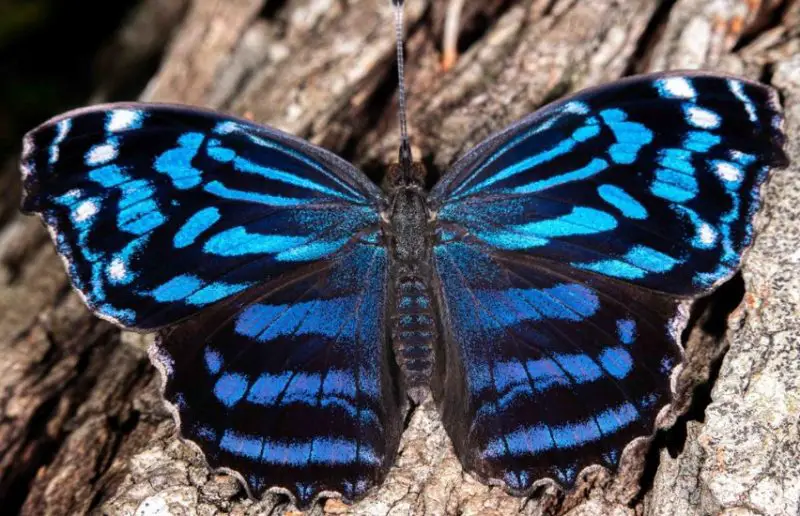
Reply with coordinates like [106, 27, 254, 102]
[758, 79, 790, 170]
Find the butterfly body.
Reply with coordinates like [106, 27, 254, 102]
[19, 71, 788, 508]
[385, 181, 438, 402]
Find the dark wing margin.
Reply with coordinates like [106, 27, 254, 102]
[19, 102, 384, 329]
[428, 71, 788, 494]
[151, 241, 404, 508]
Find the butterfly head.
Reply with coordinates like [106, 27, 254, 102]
[385, 152, 426, 190]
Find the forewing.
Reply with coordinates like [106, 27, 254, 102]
[20, 103, 383, 329]
[430, 72, 788, 296]
[431, 238, 682, 491]
[154, 241, 403, 507]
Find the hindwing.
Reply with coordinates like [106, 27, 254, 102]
[154, 241, 403, 506]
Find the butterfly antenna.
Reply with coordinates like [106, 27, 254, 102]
[393, 0, 412, 170]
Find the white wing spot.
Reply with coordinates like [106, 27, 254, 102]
[214, 121, 241, 134]
[699, 224, 717, 245]
[55, 119, 71, 140]
[563, 101, 590, 115]
[64, 189, 82, 200]
[108, 258, 127, 281]
[74, 201, 98, 222]
[107, 110, 141, 132]
[659, 77, 696, 99]
[49, 119, 72, 164]
[715, 161, 742, 182]
[86, 143, 118, 165]
[22, 135, 34, 158]
[20, 138, 33, 178]
[728, 80, 757, 122]
[686, 106, 720, 129]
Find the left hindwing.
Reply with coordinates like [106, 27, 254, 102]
[20, 104, 384, 329]
[155, 241, 403, 507]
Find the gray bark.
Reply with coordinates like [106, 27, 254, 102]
[0, 0, 798, 514]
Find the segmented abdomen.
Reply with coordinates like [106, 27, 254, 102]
[392, 275, 436, 399]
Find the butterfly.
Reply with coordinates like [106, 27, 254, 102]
[18, 67, 788, 508]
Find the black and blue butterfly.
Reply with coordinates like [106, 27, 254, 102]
[18, 52, 788, 510]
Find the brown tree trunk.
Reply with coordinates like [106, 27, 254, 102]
[1, 1, 798, 514]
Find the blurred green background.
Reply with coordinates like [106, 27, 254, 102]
[0, 0, 141, 158]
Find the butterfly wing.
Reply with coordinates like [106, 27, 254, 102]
[430, 72, 788, 295]
[428, 72, 788, 492]
[20, 104, 403, 505]
[155, 239, 401, 507]
[20, 103, 383, 329]
[432, 240, 682, 489]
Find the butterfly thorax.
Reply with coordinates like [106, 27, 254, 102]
[384, 162, 437, 403]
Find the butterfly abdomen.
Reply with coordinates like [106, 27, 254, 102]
[392, 274, 436, 399]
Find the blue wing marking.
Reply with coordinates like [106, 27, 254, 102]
[599, 109, 653, 164]
[202, 180, 313, 207]
[616, 319, 636, 345]
[203, 228, 308, 257]
[573, 245, 680, 280]
[482, 400, 640, 459]
[214, 373, 249, 408]
[512, 158, 609, 194]
[597, 185, 647, 219]
[458, 117, 603, 196]
[473, 207, 617, 251]
[174, 208, 221, 248]
[154, 132, 204, 189]
[235, 296, 361, 341]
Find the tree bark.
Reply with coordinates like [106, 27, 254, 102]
[1, 0, 798, 514]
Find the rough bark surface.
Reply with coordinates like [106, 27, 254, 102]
[0, 1, 798, 515]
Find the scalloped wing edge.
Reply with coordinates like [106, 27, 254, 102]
[146, 334, 396, 510]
